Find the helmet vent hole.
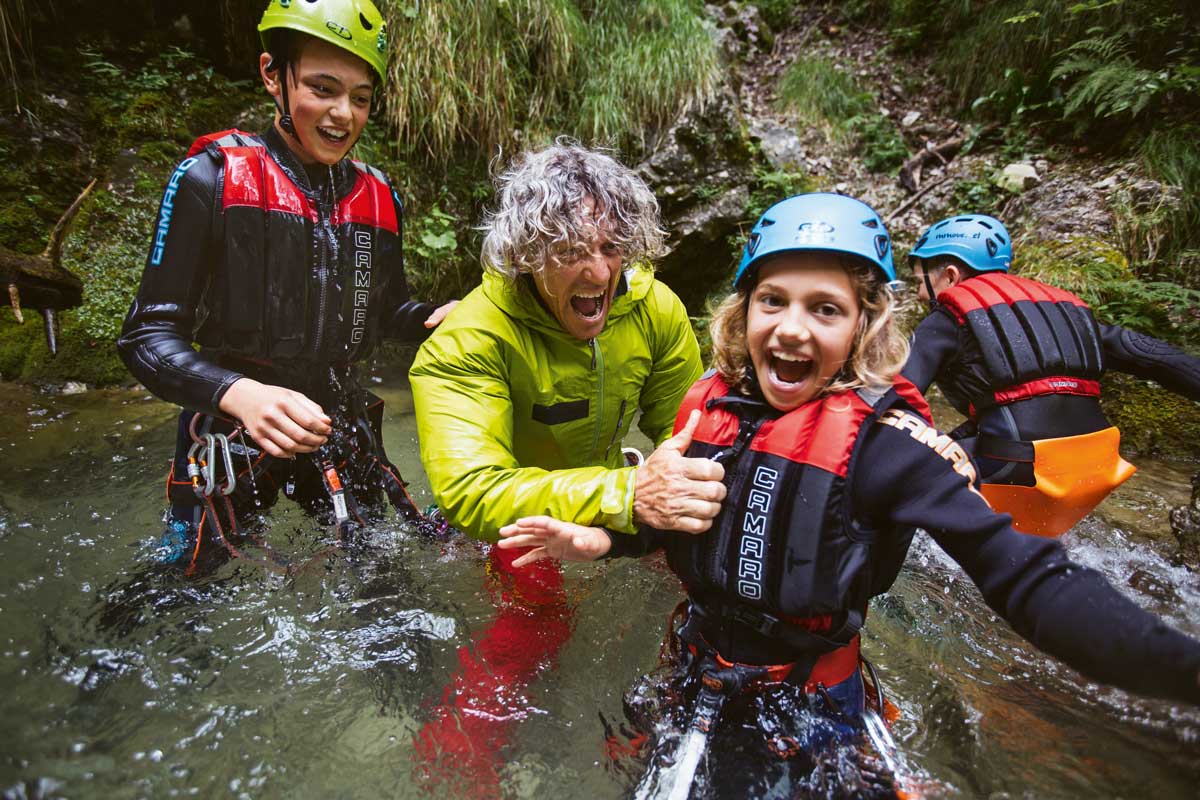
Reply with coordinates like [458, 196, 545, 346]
[861, 218, 879, 229]
[875, 235, 890, 259]
[760, 218, 776, 228]
[986, 239, 998, 257]
[996, 233, 1007, 244]
[977, 220, 993, 229]
[360, 13, 373, 30]
[933, 221, 949, 229]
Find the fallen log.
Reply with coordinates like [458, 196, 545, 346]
[898, 124, 998, 193]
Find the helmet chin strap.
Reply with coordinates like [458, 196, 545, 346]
[268, 55, 300, 141]
[922, 270, 938, 309]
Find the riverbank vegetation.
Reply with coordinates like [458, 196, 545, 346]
[0, 0, 1196, 396]
[855, 0, 1200, 337]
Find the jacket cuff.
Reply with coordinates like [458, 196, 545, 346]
[596, 466, 637, 534]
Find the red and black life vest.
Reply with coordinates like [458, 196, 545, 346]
[186, 129, 401, 363]
[662, 372, 932, 648]
[935, 273, 1105, 418]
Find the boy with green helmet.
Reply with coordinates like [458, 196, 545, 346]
[117, 0, 456, 571]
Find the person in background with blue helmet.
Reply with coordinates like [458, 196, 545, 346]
[904, 214, 1200, 537]
[493, 193, 1200, 797]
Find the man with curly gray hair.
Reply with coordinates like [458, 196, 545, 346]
[409, 141, 725, 793]
[411, 141, 724, 541]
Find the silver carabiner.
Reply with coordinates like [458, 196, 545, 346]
[211, 433, 237, 496]
[201, 433, 218, 496]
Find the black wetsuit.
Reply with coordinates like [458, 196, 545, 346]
[117, 127, 435, 561]
[904, 308, 1200, 483]
[609, 392, 1200, 705]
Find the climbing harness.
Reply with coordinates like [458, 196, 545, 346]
[633, 652, 767, 800]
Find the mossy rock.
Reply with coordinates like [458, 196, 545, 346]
[0, 312, 128, 386]
[0, 201, 49, 255]
[1102, 372, 1200, 461]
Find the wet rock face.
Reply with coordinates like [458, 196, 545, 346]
[639, 85, 756, 309]
[1170, 471, 1200, 570]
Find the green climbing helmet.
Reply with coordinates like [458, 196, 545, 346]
[258, 0, 389, 83]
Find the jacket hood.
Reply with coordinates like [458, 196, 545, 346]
[480, 266, 654, 339]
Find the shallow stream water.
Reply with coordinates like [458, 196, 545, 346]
[1, 372, 1198, 799]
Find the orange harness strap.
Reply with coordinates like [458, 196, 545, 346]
[980, 426, 1136, 537]
[697, 635, 862, 693]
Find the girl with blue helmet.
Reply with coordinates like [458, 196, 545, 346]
[496, 194, 1200, 796]
[903, 213, 1200, 536]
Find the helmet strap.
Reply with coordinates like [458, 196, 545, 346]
[922, 270, 938, 309]
[268, 54, 300, 141]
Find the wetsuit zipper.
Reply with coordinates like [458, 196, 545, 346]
[311, 166, 336, 358]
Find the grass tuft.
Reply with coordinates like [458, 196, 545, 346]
[385, 0, 720, 161]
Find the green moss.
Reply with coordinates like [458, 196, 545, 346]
[1101, 372, 1200, 460]
[1015, 236, 1130, 298]
[1018, 235, 1200, 347]
[0, 313, 43, 380]
[0, 202, 48, 255]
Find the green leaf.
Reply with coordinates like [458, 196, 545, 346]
[420, 230, 457, 251]
[1003, 11, 1041, 24]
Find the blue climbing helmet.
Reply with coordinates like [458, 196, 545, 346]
[908, 214, 1012, 273]
[733, 193, 895, 288]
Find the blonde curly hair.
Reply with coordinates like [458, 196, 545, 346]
[710, 253, 912, 399]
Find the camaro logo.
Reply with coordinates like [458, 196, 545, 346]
[737, 465, 778, 601]
[150, 157, 198, 266]
[350, 229, 372, 344]
[878, 409, 979, 486]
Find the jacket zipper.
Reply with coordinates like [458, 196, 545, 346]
[604, 399, 628, 462]
[589, 337, 605, 461]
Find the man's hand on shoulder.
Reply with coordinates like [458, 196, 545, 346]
[633, 409, 726, 533]
[424, 300, 459, 328]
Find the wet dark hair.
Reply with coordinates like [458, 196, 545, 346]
[917, 254, 980, 279]
[264, 29, 303, 84]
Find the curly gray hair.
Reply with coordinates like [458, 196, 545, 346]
[480, 141, 666, 279]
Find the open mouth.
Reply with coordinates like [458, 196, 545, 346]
[317, 126, 349, 144]
[770, 352, 813, 386]
[569, 291, 606, 320]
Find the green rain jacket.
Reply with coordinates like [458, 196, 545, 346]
[410, 268, 702, 541]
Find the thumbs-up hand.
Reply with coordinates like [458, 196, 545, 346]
[632, 409, 727, 533]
